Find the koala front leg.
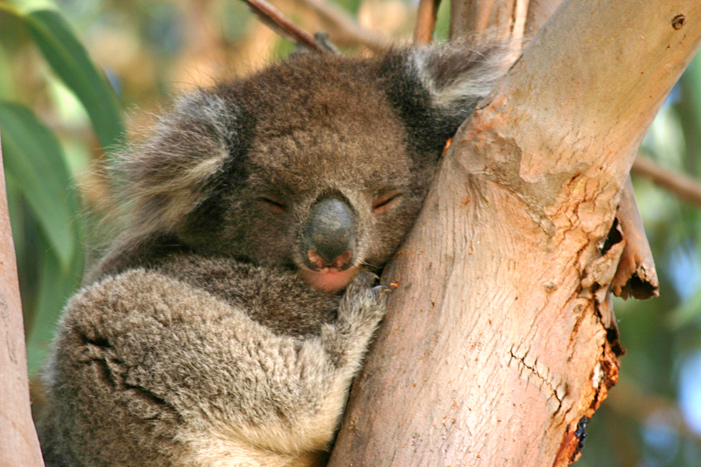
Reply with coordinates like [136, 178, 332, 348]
[182, 271, 388, 465]
[255, 272, 389, 457]
[320, 272, 389, 370]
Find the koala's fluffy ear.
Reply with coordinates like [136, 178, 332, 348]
[115, 91, 240, 237]
[379, 41, 512, 157]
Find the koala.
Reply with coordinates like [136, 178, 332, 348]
[38, 41, 509, 466]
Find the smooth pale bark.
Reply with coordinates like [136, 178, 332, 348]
[414, 0, 442, 45]
[329, 1, 701, 466]
[0, 135, 45, 466]
[450, 0, 528, 41]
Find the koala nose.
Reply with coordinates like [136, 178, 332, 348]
[302, 198, 355, 270]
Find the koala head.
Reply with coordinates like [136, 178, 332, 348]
[105, 43, 508, 291]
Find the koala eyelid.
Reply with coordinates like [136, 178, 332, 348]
[372, 192, 402, 215]
[258, 196, 287, 213]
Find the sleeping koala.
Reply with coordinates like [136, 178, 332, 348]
[38, 42, 509, 466]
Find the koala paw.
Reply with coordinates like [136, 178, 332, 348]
[338, 272, 389, 327]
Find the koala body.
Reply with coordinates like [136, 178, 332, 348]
[39, 43, 508, 466]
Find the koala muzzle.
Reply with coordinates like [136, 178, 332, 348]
[302, 198, 355, 271]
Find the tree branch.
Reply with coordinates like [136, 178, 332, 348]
[329, 1, 701, 465]
[450, 0, 528, 42]
[0, 134, 44, 466]
[524, 0, 561, 37]
[633, 154, 701, 207]
[414, 0, 442, 45]
[241, 0, 331, 53]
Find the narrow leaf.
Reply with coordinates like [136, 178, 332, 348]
[23, 8, 124, 152]
[0, 102, 78, 269]
[26, 240, 83, 375]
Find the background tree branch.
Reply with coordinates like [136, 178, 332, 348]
[289, 0, 391, 52]
[329, 1, 701, 465]
[633, 154, 701, 207]
[414, 0, 441, 45]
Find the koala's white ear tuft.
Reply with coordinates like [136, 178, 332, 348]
[114, 91, 240, 237]
[408, 40, 514, 116]
[379, 40, 514, 158]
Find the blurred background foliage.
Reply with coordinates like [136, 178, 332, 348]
[0, 0, 699, 465]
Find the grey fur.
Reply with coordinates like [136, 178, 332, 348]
[39, 42, 511, 466]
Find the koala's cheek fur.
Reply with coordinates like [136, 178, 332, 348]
[39, 41, 512, 466]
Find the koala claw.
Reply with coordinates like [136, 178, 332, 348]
[352, 271, 380, 288]
[371, 285, 393, 298]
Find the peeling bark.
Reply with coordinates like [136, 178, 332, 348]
[612, 177, 659, 300]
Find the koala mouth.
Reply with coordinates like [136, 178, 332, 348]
[301, 247, 356, 292]
[299, 266, 359, 292]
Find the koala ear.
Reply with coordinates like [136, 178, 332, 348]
[115, 91, 241, 237]
[379, 40, 512, 157]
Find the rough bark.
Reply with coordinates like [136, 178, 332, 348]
[329, 1, 701, 466]
[0, 134, 45, 466]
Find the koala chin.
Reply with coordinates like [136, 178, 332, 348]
[38, 41, 510, 466]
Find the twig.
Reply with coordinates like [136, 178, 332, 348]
[241, 0, 330, 53]
[414, 0, 442, 45]
[291, 0, 391, 53]
[633, 154, 701, 207]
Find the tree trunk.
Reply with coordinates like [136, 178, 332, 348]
[0, 134, 45, 466]
[328, 1, 701, 465]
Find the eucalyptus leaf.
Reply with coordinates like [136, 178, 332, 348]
[23, 8, 124, 153]
[25, 238, 82, 376]
[0, 101, 78, 270]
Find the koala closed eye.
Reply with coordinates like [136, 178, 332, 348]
[258, 195, 287, 213]
[372, 192, 403, 215]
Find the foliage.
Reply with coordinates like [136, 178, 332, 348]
[0, 0, 699, 465]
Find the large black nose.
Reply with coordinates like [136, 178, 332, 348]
[302, 198, 355, 270]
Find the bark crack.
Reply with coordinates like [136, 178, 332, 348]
[509, 346, 565, 411]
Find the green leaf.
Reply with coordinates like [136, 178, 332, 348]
[27, 241, 83, 376]
[0, 101, 78, 270]
[26, 238, 83, 375]
[23, 8, 124, 153]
